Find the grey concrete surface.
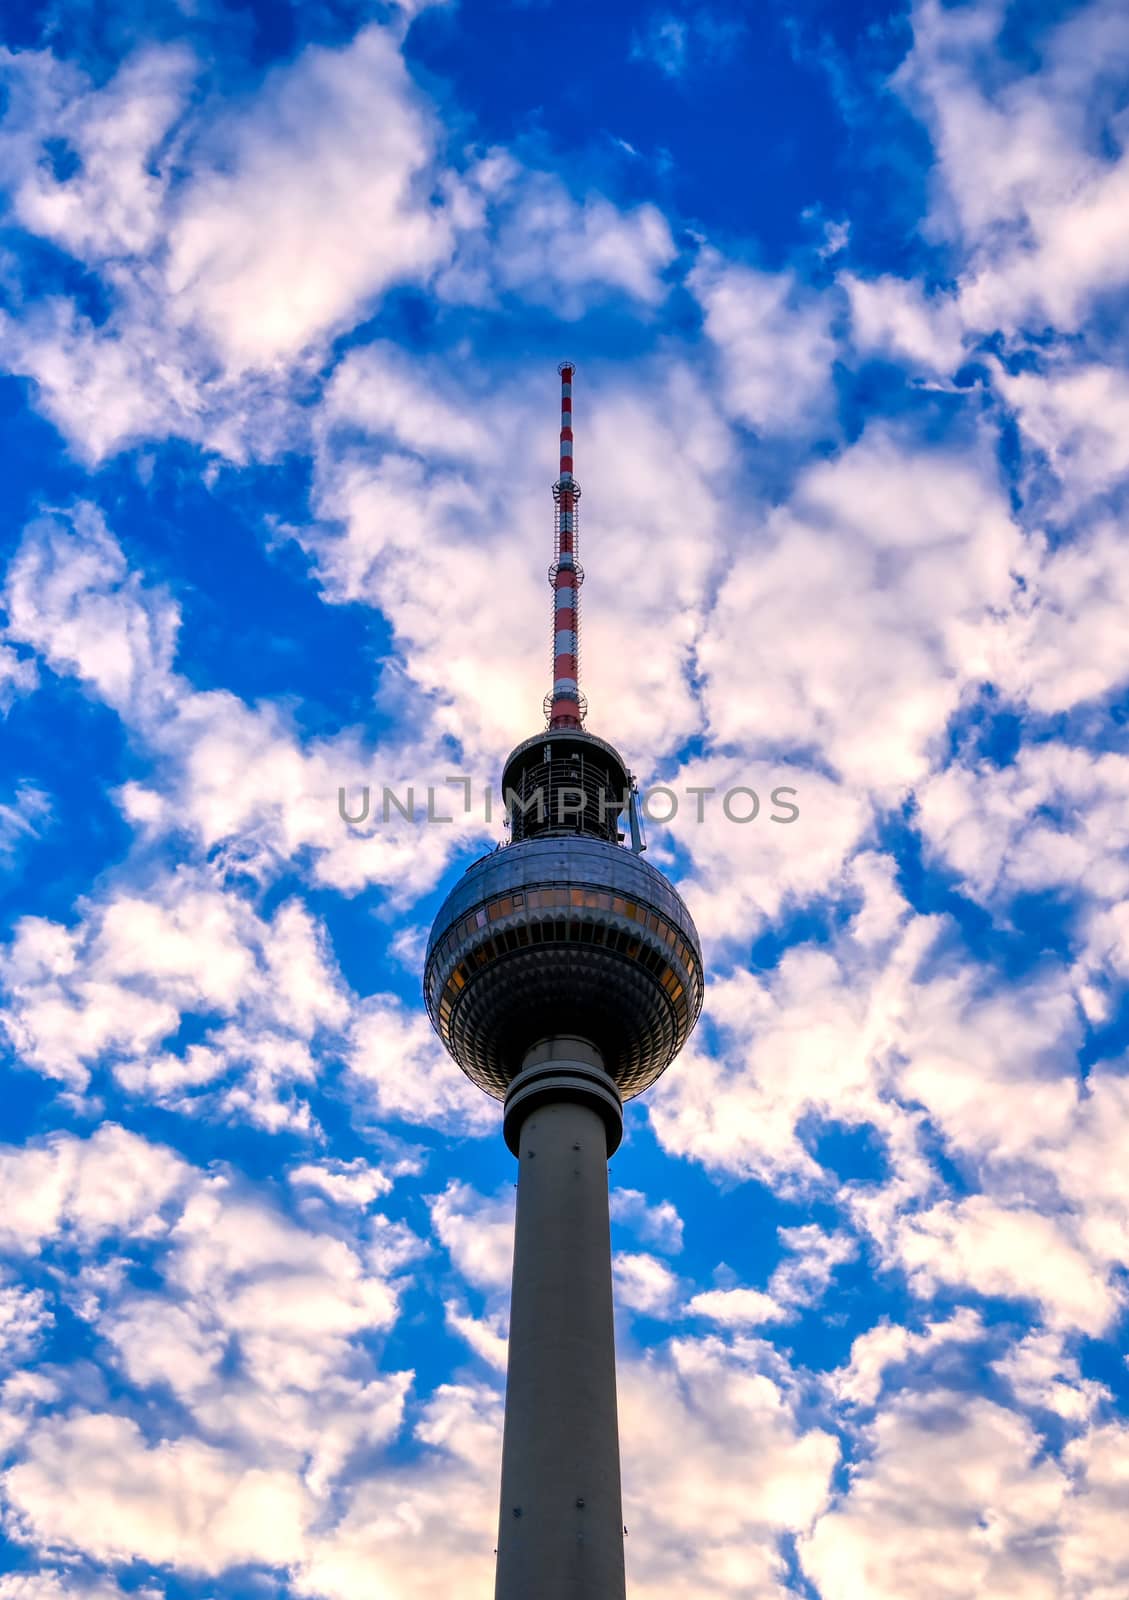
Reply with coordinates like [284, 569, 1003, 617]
[494, 1039, 626, 1600]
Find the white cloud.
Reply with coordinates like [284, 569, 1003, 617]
[369, 1212, 429, 1278]
[0, 1124, 414, 1408]
[435, 148, 676, 314]
[0, 644, 37, 712]
[100, 1296, 227, 1397]
[609, 1187, 684, 1253]
[843, 271, 964, 372]
[898, 0, 1129, 335]
[288, 1158, 393, 1208]
[621, 1335, 839, 1598]
[647, 913, 931, 1187]
[646, 869, 1129, 1341]
[108, 1196, 412, 1499]
[309, 446, 545, 758]
[0, 25, 684, 467]
[0, 48, 236, 463]
[157, 685, 482, 897]
[896, 1197, 1120, 1336]
[165, 28, 451, 370]
[771, 1223, 857, 1306]
[0, 1121, 424, 1560]
[661, 755, 870, 944]
[320, 339, 492, 465]
[614, 1251, 682, 1318]
[828, 1308, 984, 1410]
[0, 1283, 52, 1365]
[299, 1332, 832, 1600]
[573, 363, 733, 756]
[0, 293, 290, 465]
[0, 1125, 189, 1251]
[1060, 1421, 1129, 1599]
[817, 217, 850, 259]
[989, 524, 1129, 717]
[1034, 1068, 1129, 1300]
[443, 1300, 509, 1371]
[4, 503, 489, 900]
[997, 361, 1129, 508]
[293, 1382, 502, 1600]
[428, 1180, 514, 1292]
[916, 743, 1129, 919]
[801, 1392, 1065, 1598]
[689, 248, 838, 435]
[694, 424, 1024, 792]
[0, 44, 192, 261]
[847, 850, 912, 947]
[0, 28, 451, 377]
[0, 783, 50, 861]
[688, 1286, 789, 1328]
[2, 867, 347, 1127]
[0, 1371, 59, 1464]
[349, 995, 496, 1135]
[495, 181, 675, 314]
[993, 1329, 1109, 1424]
[810, 1344, 1122, 1598]
[4, 503, 178, 720]
[689, 1225, 855, 1330]
[0, 1576, 163, 1600]
[4, 1411, 311, 1571]
[885, 954, 1083, 1166]
[428, 1180, 518, 1368]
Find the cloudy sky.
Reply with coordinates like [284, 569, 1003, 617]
[0, 0, 1128, 1595]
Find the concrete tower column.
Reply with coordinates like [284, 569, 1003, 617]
[494, 1037, 626, 1600]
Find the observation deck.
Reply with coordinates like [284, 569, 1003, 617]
[424, 828, 703, 1103]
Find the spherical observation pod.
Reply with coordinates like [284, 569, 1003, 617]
[424, 835, 704, 1102]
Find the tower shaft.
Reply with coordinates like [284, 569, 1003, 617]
[494, 1039, 626, 1600]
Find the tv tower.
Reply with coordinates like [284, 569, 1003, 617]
[424, 364, 704, 1600]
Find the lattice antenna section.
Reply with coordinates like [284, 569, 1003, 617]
[544, 361, 587, 730]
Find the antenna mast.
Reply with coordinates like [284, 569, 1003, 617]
[546, 361, 586, 729]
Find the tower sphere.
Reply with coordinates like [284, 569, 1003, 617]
[424, 727, 704, 1105]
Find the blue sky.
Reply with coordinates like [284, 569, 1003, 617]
[1, 0, 1128, 1595]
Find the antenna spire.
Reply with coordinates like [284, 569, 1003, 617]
[546, 361, 586, 730]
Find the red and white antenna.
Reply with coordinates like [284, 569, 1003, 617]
[546, 361, 586, 729]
